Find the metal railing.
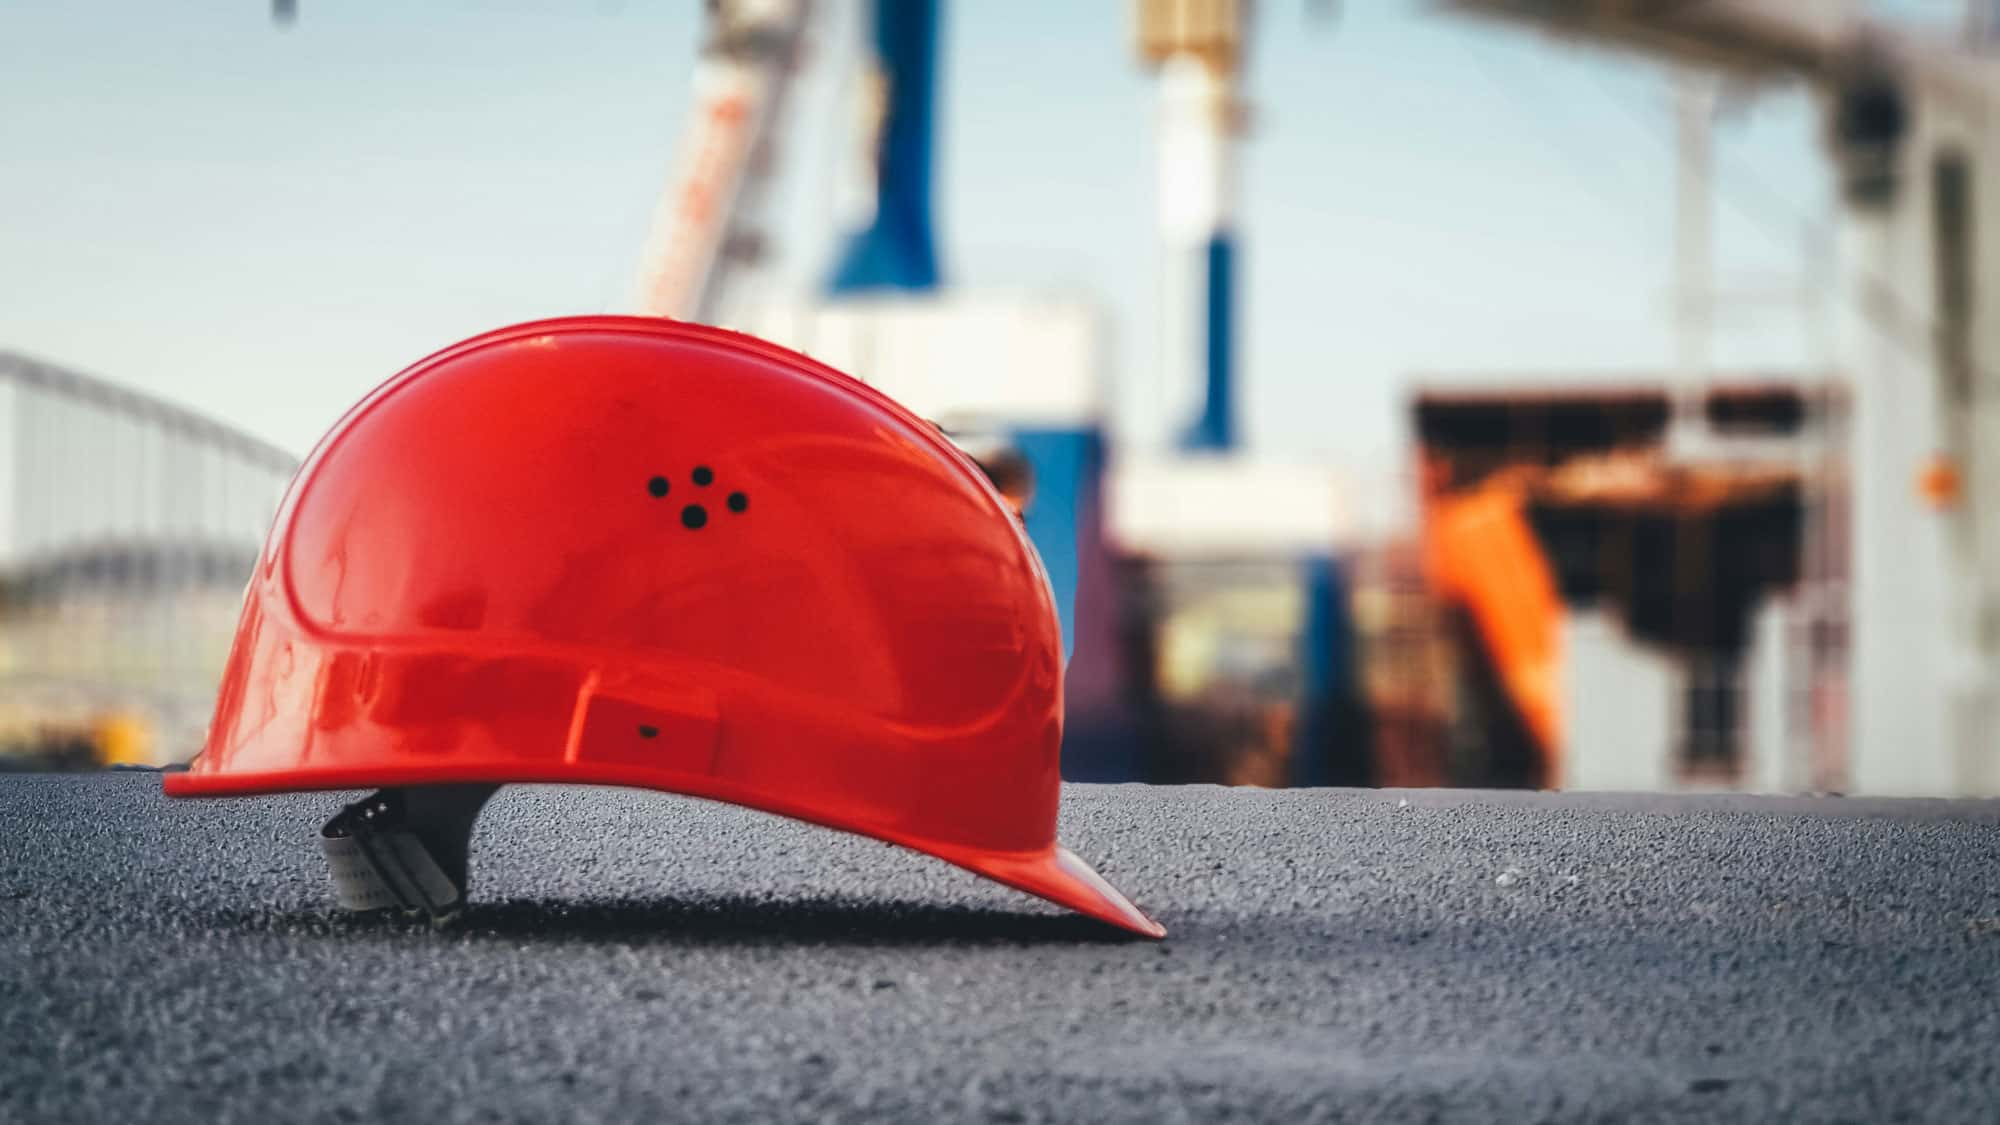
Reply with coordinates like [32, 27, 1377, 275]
[0, 352, 297, 765]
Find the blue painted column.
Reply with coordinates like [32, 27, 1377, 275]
[827, 0, 943, 294]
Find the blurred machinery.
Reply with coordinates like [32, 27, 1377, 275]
[0, 353, 295, 768]
[655, 0, 1360, 785]
[1448, 0, 2000, 796]
[634, 0, 2000, 794]
[1403, 382, 1837, 791]
[1107, 459, 1362, 786]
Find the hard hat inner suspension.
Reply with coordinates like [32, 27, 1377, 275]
[319, 784, 498, 924]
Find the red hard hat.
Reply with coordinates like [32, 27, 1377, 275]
[165, 316, 1163, 939]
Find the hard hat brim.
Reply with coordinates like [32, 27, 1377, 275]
[166, 768, 1165, 939]
[925, 838, 1167, 940]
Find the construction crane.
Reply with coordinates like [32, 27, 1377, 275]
[632, 0, 815, 323]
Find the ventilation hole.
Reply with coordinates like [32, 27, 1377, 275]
[692, 466, 714, 486]
[637, 725, 659, 739]
[681, 504, 708, 529]
[727, 491, 748, 513]
[647, 476, 670, 498]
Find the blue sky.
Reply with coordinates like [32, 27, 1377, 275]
[4, 0, 1927, 488]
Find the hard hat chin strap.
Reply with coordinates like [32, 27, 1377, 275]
[318, 785, 498, 924]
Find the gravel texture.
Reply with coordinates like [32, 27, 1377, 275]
[4, 774, 1999, 1123]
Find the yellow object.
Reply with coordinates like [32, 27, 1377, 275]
[94, 713, 154, 767]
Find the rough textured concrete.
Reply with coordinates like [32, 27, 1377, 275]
[3, 774, 1999, 1123]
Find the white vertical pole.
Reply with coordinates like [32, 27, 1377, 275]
[1672, 70, 1715, 456]
[1154, 53, 1237, 453]
[1842, 202, 1954, 794]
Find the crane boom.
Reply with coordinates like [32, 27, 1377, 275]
[633, 0, 812, 322]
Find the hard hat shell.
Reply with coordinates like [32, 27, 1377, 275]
[164, 316, 1162, 939]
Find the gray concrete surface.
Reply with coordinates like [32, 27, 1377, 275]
[3, 774, 1999, 1124]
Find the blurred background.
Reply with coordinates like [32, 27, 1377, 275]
[2, 0, 1995, 796]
